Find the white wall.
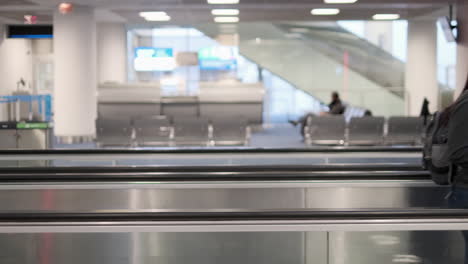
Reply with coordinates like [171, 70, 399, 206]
[32, 39, 53, 55]
[0, 24, 34, 95]
[97, 23, 127, 84]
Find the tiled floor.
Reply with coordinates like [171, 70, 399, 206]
[249, 124, 305, 148]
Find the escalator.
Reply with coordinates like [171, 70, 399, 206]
[196, 22, 406, 116]
[276, 22, 405, 97]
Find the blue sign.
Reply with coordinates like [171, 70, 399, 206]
[134, 47, 176, 72]
[198, 46, 237, 70]
[135, 47, 173, 58]
[199, 60, 237, 70]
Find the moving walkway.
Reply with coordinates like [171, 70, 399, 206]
[0, 163, 462, 264]
[0, 163, 443, 211]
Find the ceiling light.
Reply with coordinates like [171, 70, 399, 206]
[311, 8, 340, 15]
[211, 9, 239, 15]
[214, 16, 239, 23]
[139, 11, 171, 21]
[144, 15, 171, 21]
[324, 0, 357, 3]
[372, 14, 400, 20]
[58, 2, 74, 14]
[207, 0, 239, 4]
[139, 11, 167, 17]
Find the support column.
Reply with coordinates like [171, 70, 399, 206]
[405, 20, 438, 115]
[456, 2, 468, 98]
[97, 23, 127, 84]
[53, 6, 96, 140]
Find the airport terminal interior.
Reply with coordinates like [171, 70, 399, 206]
[0, 0, 467, 263]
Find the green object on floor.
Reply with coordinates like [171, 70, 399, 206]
[16, 123, 49, 129]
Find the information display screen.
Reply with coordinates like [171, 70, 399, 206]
[198, 46, 237, 70]
[8, 25, 53, 39]
[134, 47, 176, 72]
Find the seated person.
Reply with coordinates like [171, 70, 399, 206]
[289, 92, 345, 136]
[325, 92, 345, 116]
[290, 91, 345, 125]
[364, 109, 373, 116]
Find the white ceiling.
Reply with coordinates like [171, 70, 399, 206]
[0, 0, 460, 24]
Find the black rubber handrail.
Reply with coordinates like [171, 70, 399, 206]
[0, 164, 428, 182]
[0, 208, 463, 222]
[0, 146, 422, 155]
[0, 164, 424, 174]
[0, 170, 430, 182]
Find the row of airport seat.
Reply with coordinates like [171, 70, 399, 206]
[96, 116, 251, 147]
[98, 100, 263, 126]
[305, 116, 424, 146]
[98, 82, 265, 127]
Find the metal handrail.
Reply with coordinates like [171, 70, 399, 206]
[0, 208, 465, 233]
[0, 146, 423, 156]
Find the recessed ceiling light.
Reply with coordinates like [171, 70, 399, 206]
[324, 0, 357, 3]
[139, 11, 167, 17]
[139, 11, 171, 21]
[58, 2, 74, 14]
[144, 15, 171, 21]
[372, 14, 400, 20]
[311, 8, 340, 15]
[211, 9, 239, 15]
[214, 16, 239, 23]
[207, 0, 239, 4]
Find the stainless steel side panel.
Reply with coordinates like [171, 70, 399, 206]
[0, 183, 456, 264]
[0, 188, 306, 211]
[328, 231, 464, 264]
[305, 186, 449, 209]
[0, 232, 307, 264]
[0, 186, 448, 211]
[0, 231, 463, 264]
